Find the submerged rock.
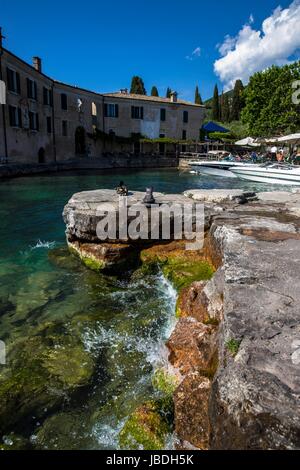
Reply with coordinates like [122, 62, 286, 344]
[0, 322, 95, 434]
[34, 411, 96, 450]
[0, 433, 29, 450]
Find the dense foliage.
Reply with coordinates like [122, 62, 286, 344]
[241, 62, 300, 136]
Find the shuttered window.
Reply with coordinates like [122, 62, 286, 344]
[131, 106, 143, 119]
[27, 78, 37, 100]
[62, 120, 68, 136]
[43, 87, 53, 106]
[7, 68, 21, 94]
[160, 108, 166, 121]
[61, 93, 68, 110]
[46, 116, 52, 134]
[29, 111, 39, 131]
[104, 103, 119, 118]
[8, 105, 22, 127]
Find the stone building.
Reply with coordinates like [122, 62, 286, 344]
[0, 46, 206, 164]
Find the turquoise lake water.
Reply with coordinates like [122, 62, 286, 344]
[0, 169, 292, 449]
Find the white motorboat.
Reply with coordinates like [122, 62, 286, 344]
[231, 163, 300, 185]
[189, 160, 257, 178]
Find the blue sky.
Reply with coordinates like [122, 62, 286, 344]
[1, 0, 298, 101]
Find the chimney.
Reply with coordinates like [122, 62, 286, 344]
[32, 56, 42, 73]
[170, 91, 178, 103]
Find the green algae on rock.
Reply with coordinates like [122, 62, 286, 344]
[152, 368, 180, 396]
[140, 241, 215, 292]
[118, 401, 171, 450]
[68, 240, 139, 273]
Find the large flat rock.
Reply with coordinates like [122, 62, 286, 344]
[63, 189, 196, 243]
[207, 212, 300, 449]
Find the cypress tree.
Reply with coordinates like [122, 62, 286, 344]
[166, 87, 172, 98]
[230, 79, 244, 121]
[194, 85, 203, 105]
[212, 84, 220, 121]
[130, 76, 147, 95]
[221, 93, 230, 123]
[151, 86, 159, 97]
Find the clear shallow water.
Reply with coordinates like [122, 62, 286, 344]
[0, 169, 293, 449]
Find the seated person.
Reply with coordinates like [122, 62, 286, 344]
[116, 181, 128, 196]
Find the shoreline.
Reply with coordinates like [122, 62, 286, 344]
[0, 157, 179, 180]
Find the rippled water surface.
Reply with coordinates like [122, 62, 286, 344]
[0, 169, 293, 449]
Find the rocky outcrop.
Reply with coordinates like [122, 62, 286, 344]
[63, 188, 300, 450]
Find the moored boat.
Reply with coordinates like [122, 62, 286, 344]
[231, 163, 300, 185]
[188, 160, 257, 178]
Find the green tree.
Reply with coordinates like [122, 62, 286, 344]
[194, 85, 203, 105]
[130, 76, 147, 95]
[151, 86, 159, 97]
[212, 84, 220, 121]
[230, 80, 244, 121]
[166, 87, 172, 98]
[241, 62, 300, 136]
[221, 93, 230, 123]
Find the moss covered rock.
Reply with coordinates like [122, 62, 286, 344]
[140, 241, 214, 292]
[152, 368, 180, 396]
[68, 240, 139, 273]
[119, 401, 170, 450]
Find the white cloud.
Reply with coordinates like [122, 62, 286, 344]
[249, 14, 254, 24]
[214, 0, 300, 90]
[186, 46, 201, 61]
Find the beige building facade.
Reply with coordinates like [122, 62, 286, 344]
[0, 47, 206, 164]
